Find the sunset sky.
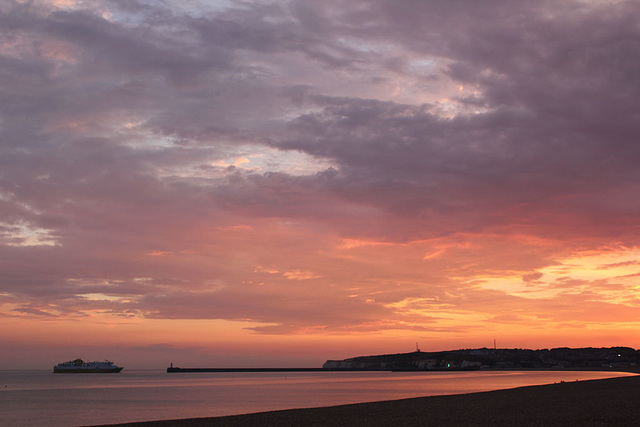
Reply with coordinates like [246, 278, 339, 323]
[2, 0, 640, 369]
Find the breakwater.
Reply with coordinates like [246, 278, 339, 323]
[167, 367, 326, 373]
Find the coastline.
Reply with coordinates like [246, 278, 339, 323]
[99, 373, 640, 426]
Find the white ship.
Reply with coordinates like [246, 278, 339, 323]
[53, 358, 123, 373]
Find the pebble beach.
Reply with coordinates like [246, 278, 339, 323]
[102, 374, 640, 426]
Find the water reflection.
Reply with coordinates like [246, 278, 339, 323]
[1, 370, 635, 426]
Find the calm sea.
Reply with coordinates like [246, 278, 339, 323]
[0, 370, 634, 426]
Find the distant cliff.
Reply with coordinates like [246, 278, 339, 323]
[323, 347, 640, 371]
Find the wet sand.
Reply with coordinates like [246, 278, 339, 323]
[102, 374, 640, 426]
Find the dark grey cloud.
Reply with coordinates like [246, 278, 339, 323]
[262, 0, 640, 242]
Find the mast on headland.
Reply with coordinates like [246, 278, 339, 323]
[416, 342, 420, 352]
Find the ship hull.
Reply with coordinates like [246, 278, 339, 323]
[53, 367, 123, 373]
[53, 359, 123, 373]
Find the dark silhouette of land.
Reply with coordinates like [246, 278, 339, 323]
[167, 346, 640, 373]
[323, 346, 640, 371]
[98, 374, 640, 426]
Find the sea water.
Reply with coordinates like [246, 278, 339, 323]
[0, 370, 634, 426]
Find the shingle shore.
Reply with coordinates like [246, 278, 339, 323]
[99, 374, 640, 426]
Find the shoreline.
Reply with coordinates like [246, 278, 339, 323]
[99, 373, 640, 426]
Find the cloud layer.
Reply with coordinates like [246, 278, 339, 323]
[2, 0, 640, 362]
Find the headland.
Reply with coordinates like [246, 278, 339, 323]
[167, 346, 640, 373]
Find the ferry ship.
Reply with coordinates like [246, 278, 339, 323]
[53, 359, 123, 373]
